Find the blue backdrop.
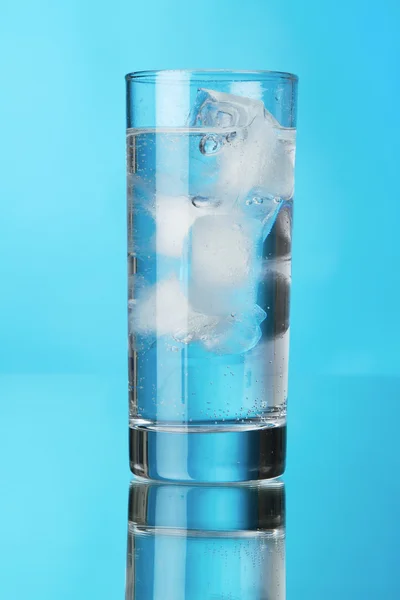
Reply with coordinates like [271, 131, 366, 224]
[1, 0, 399, 376]
[1, 1, 399, 599]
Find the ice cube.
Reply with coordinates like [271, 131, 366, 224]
[243, 190, 283, 239]
[129, 274, 266, 355]
[154, 193, 228, 258]
[151, 131, 219, 199]
[130, 177, 222, 259]
[188, 215, 263, 316]
[129, 275, 218, 345]
[173, 311, 218, 345]
[263, 122, 296, 200]
[189, 88, 296, 202]
[154, 195, 197, 258]
[129, 275, 191, 337]
[189, 88, 264, 129]
[200, 308, 266, 355]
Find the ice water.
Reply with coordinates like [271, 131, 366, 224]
[127, 89, 295, 481]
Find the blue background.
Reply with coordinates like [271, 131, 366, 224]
[1, 0, 399, 598]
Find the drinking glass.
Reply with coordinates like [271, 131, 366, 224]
[126, 70, 298, 481]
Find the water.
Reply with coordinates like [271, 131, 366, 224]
[127, 89, 295, 481]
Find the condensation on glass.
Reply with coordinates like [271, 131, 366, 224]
[126, 70, 298, 482]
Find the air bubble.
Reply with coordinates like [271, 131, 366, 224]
[199, 133, 223, 155]
[246, 195, 264, 206]
[191, 196, 221, 208]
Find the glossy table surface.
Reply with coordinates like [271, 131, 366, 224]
[1, 374, 399, 599]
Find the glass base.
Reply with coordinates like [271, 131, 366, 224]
[129, 424, 286, 482]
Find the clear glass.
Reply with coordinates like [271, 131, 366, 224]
[125, 479, 285, 599]
[126, 70, 298, 481]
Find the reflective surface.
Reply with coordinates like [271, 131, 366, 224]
[2, 375, 400, 599]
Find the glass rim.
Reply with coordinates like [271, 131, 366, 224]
[125, 69, 298, 84]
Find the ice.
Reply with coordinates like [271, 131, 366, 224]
[188, 215, 263, 316]
[128, 89, 296, 355]
[189, 88, 264, 129]
[129, 275, 191, 337]
[129, 274, 266, 355]
[263, 123, 296, 200]
[154, 193, 226, 258]
[173, 312, 219, 345]
[201, 307, 266, 355]
[189, 88, 296, 202]
[129, 275, 218, 345]
[150, 131, 219, 199]
[154, 195, 198, 258]
[243, 190, 283, 239]
[129, 176, 222, 258]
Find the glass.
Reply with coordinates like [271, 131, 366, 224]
[126, 70, 298, 481]
[125, 479, 285, 600]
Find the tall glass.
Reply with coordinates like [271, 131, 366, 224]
[125, 480, 285, 599]
[126, 70, 298, 481]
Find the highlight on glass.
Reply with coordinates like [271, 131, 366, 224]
[126, 70, 298, 481]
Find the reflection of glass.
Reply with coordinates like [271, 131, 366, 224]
[126, 70, 298, 482]
[125, 479, 285, 599]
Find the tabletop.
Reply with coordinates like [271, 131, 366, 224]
[1, 374, 399, 599]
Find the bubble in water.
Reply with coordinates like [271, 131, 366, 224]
[246, 195, 264, 206]
[199, 134, 223, 155]
[191, 196, 221, 209]
[226, 131, 237, 143]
